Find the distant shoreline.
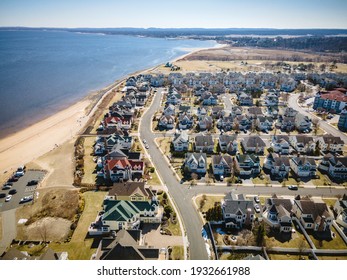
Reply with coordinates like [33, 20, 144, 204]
[0, 44, 220, 174]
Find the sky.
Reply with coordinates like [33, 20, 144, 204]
[0, 0, 347, 29]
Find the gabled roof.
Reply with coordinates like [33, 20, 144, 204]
[219, 134, 237, 144]
[242, 136, 266, 148]
[173, 131, 189, 144]
[212, 155, 233, 166]
[186, 153, 207, 165]
[195, 135, 214, 146]
[321, 134, 344, 145]
[291, 156, 316, 167]
[108, 182, 153, 199]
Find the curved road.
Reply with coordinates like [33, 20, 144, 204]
[288, 94, 347, 143]
[141, 89, 347, 260]
[140, 89, 208, 260]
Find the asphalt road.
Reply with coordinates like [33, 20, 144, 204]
[140, 88, 209, 260]
[288, 94, 347, 143]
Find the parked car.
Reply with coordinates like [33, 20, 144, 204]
[254, 196, 260, 203]
[5, 195, 12, 202]
[15, 170, 25, 177]
[254, 204, 261, 213]
[20, 195, 33, 203]
[143, 139, 147, 144]
[220, 175, 224, 181]
[5, 182, 13, 186]
[8, 176, 18, 182]
[2, 185, 11, 190]
[9, 189, 17, 195]
[145, 144, 149, 149]
[288, 185, 298, 190]
[0, 193, 6, 199]
[27, 180, 39, 186]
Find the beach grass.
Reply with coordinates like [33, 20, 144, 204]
[82, 136, 97, 185]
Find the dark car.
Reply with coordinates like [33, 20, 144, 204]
[6, 182, 13, 186]
[2, 185, 11, 190]
[0, 193, 6, 199]
[8, 176, 18, 182]
[27, 180, 39, 186]
[9, 189, 17, 195]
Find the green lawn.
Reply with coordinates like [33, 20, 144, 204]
[265, 227, 310, 249]
[309, 227, 347, 250]
[48, 191, 107, 260]
[311, 170, 332, 187]
[195, 195, 224, 213]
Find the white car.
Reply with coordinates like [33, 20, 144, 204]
[254, 204, 261, 213]
[20, 195, 33, 203]
[254, 196, 260, 203]
[5, 195, 12, 202]
[143, 139, 147, 144]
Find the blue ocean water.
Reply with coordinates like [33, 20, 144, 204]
[0, 30, 216, 137]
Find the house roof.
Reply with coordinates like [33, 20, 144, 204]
[248, 107, 263, 115]
[195, 135, 214, 146]
[319, 88, 347, 102]
[236, 154, 260, 164]
[212, 155, 233, 166]
[186, 153, 207, 165]
[219, 134, 237, 144]
[173, 131, 189, 144]
[100, 229, 159, 260]
[291, 156, 316, 167]
[108, 182, 154, 200]
[242, 136, 266, 148]
[321, 134, 344, 145]
[273, 156, 290, 167]
[295, 199, 332, 220]
[223, 194, 255, 216]
[293, 135, 314, 144]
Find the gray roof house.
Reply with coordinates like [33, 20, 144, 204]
[195, 135, 214, 153]
[235, 154, 261, 177]
[184, 152, 207, 174]
[219, 134, 238, 154]
[212, 154, 233, 177]
[318, 154, 347, 181]
[263, 153, 290, 179]
[262, 196, 293, 233]
[221, 192, 255, 229]
[172, 131, 189, 152]
[241, 136, 266, 154]
[290, 156, 317, 178]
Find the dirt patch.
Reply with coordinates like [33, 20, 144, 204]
[24, 217, 71, 242]
[16, 188, 81, 241]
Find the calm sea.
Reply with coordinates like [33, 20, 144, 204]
[0, 30, 216, 138]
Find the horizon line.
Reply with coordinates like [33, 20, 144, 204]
[1, 26, 347, 30]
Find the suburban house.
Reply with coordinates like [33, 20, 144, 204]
[318, 154, 347, 181]
[103, 157, 144, 182]
[241, 136, 266, 154]
[277, 116, 295, 132]
[95, 229, 160, 260]
[211, 106, 225, 119]
[290, 156, 317, 178]
[290, 135, 316, 154]
[105, 134, 133, 151]
[292, 197, 333, 232]
[234, 154, 261, 177]
[333, 196, 347, 230]
[265, 92, 279, 106]
[195, 135, 214, 153]
[166, 88, 182, 105]
[184, 152, 207, 174]
[201, 92, 218, 105]
[263, 153, 290, 179]
[172, 131, 189, 152]
[163, 104, 176, 116]
[218, 134, 238, 154]
[313, 88, 347, 113]
[271, 135, 290, 155]
[159, 115, 175, 130]
[178, 113, 194, 130]
[211, 154, 233, 177]
[217, 116, 234, 131]
[248, 107, 263, 119]
[238, 92, 253, 106]
[295, 113, 312, 132]
[197, 106, 208, 117]
[262, 196, 293, 233]
[256, 116, 273, 132]
[103, 115, 132, 131]
[221, 192, 255, 229]
[198, 115, 213, 131]
[89, 182, 161, 235]
[318, 134, 344, 153]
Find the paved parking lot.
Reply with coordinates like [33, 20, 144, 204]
[0, 170, 46, 212]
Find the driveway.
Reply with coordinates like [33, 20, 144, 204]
[142, 224, 183, 248]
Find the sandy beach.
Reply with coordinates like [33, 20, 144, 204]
[0, 45, 219, 177]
